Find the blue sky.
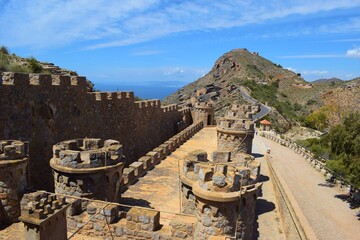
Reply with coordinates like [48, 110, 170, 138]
[1, 0, 360, 99]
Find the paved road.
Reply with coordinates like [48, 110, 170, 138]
[256, 135, 360, 240]
[238, 87, 271, 120]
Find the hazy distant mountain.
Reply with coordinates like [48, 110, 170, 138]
[312, 78, 343, 84]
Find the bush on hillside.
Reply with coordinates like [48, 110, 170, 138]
[0, 45, 9, 55]
[27, 57, 43, 73]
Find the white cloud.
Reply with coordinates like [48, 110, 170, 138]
[163, 67, 184, 76]
[285, 67, 297, 72]
[301, 70, 329, 75]
[346, 47, 360, 57]
[1, 0, 360, 49]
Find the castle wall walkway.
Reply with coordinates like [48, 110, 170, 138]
[257, 135, 360, 240]
[122, 127, 285, 239]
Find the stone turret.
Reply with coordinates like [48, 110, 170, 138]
[217, 104, 255, 155]
[50, 138, 125, 202]
[19, 191, 69, 240]
[192, 102, 215, 126]
[181, 150, 261, 240]
[0, 140, 29, 226]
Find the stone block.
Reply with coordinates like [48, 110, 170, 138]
[129, 161, 144, 177]
[186, 150, 208, 162]
[211, 151, 231, 163]
[126, 207, 160, 231]
[138, 156, 152, 170]
[100, 204, 119, 224]
[212, 172, 226, 187]
[83, 138, 101, 150]
[147, 151, 160, 164]
[59, 150, 80, 166]
[199, 167, 213, 182]
[123, 168, 136, 185]
[170, 214, 196, 236]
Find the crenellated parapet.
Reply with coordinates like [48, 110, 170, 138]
[19, 191, 68, 240]
[180, 149, 261, 239]
[135, 99, 161, 108]
[121, 121, 204, 191]
[0, 72, 89, 92]
[217, 104, 256, 155]
[88, 91, 135, 102]
[0, 140, 29, 226]
[162, 104, 178, 112]
[0, 71, 192, 192]
[50, 138, 125, 202]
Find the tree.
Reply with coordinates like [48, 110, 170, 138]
[0, 45, 9, 55]
[326, 113, 360, 187]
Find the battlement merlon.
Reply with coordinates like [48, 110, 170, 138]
[88, 91, 135, 102]
[178, 107, 191, 114]
[217, 119, 255, 133]
[0, 72, 89, 91]
[161, 104, 178, 112]
[135, 99, 161, 108]
[0, 140, 29, 163]
[19, 191, 68, 224]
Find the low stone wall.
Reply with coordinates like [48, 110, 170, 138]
[121, 121, 204, 192]
[64, 197, 196, 239]
[265, 154, 305, 240]
[261, 132, 358, 197]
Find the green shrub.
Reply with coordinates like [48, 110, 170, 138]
[27, 57, 43, 73]
[306, 99, 316, 105]
[0, 45, 9, 55]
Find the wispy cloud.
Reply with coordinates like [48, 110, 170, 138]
[164, 67, 185, 76]
[1, 0, 360, 49]
[346, 47, 360, 57]
[302, 70, 329, 75]
[278, 54, 344, 59]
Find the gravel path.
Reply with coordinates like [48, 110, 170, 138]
[258, 135, 360, 240]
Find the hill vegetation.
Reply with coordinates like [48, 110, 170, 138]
[0, 45, 78, 75]
[297, 113, 360, 188]
[163, 48, 359, 132]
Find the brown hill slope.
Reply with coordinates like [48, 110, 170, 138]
[163, 49, 359, 131]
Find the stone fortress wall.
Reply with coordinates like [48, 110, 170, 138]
[0, 72, 192, 190]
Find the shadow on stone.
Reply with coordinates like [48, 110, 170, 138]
[252, 199, 276, 239]
[318, 182, 336, 188]
[257, 174, 269, 183]
[255, 199, 275, 216]
[120, 197, 153, 212]
[252, 153, 264, 158]
[334, 194, 360, 210]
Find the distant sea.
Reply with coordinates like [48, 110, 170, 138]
[94, 82, 181, 100]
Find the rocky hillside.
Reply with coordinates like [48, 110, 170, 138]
[163, 49, 360, 132]
[0, 47, 77, 76]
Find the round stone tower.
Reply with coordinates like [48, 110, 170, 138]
[0, 140, 29, 225]
[217, 104, 255, 155]
[50, 138, 125, 202]
[181, 150, 261, 240]
[192, 102, 215, 126]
